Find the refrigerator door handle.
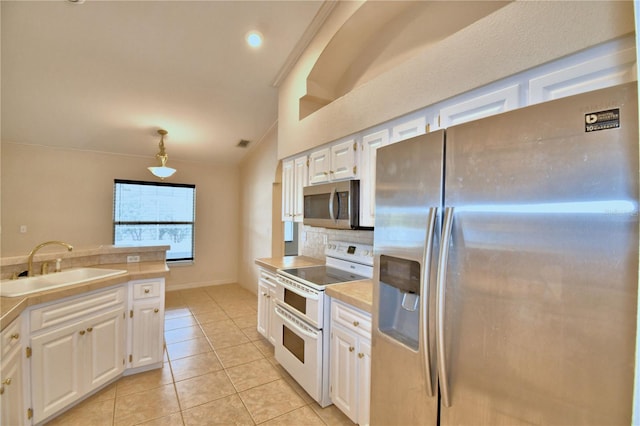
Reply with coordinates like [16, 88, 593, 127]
[420, 207, 438, 397]
[436, 206, 454, 407]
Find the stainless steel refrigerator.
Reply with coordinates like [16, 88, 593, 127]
[371, 82, 638, 425]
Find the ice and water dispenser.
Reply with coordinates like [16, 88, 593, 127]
[378, 255, 421, 350]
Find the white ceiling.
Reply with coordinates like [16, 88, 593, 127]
[1, 0, 325, 165]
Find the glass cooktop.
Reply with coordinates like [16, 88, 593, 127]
[279, 265, 366, 288]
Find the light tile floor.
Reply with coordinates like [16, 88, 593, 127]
[45, 283, 355, 426]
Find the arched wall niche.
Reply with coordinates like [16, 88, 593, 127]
[299, 0, 510, 119]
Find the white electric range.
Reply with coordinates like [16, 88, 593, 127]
[273, 241, 373, 407]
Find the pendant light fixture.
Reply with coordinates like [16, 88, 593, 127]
[148, 129, 176, 179]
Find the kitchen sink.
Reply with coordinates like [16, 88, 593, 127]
[0, 268, 127, 297]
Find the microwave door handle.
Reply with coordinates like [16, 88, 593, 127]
[329, 187, 337, 222]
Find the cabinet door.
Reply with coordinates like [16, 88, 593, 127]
[357, 339, 372, 426]
[330, 326, 358, 423]
[282, 159, 295, 221]
[0, 346, 25, 426]
[359, 130, 389, 227]
[130, 301, 164, 369]
[308, 147, 331, 184]
[86, 307, 125, 391]
[438, 84, 520, 129]
[267, 285, 277, 345]
[31, 320, 84, 424]
[257, 281, 270, 339]
[391, 117, 426, 143]
[331, 139, 357, 181]
[293, 156, 308, 222]
[529, 45, 636, 105]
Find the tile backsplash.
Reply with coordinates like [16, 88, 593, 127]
[299, 225, 373, 260]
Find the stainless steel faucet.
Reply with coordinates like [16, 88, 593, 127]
[27, 241, 73, 277]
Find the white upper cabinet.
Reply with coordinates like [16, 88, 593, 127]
[281, 158, 295, 221]
[283, 37, 635, 229]
[529, 43, 636, 105]
[293, 156, 308, 221]
[359, 129, 389, 228]
[331, 139, 358, 181]
[282, 154, 308, 222]
[308, 138, 358, 185]
[308, 147, 331, 184]
[391, 117, 426, 143]
[437, 84, 522, 129]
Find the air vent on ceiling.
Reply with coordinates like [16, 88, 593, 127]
[237, 139, 251, 148]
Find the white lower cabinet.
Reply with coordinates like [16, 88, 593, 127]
[128, 279, 165, 371]
[21, 277, 165, 424]
[257, 268, 277, 344]
[330, 299, 371, 426]
[0, 316, 28, 425]
[30, 303, 125, 424]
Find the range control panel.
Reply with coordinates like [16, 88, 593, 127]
[325, 241, 374, 266]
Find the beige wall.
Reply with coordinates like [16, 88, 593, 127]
[1, 142, 240, 290]
[237, 124, 281, 294]
[278, 1, 635, 159]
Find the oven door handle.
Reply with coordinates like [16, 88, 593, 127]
[275, 305, 320, 340]
[277, 278, 319, 301]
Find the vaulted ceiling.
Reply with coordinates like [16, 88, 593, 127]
[1, 0, 326, 165]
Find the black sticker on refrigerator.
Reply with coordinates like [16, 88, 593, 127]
[585, 109, 620, 132]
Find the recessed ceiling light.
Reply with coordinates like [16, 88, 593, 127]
[246, 31, 263, 48]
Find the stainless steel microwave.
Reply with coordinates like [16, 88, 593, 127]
[303, 180, 371, 230]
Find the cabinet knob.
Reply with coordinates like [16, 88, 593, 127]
[10, 333, 19, 340]
[2, 378, 11, 386]
[144, 288, 150, 294]
[353, 321, 360, 327]
[0, 386, 4, 395]
[358, 353, 365, 359]
[79, 330, 86, 336]
[87, 327, 93, 333]
[154, 308, 159, 313]
[262, 292, 267, 297]
[349, 346, 355, 352]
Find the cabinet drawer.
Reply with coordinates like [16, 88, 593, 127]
[260, 270, 278, 287]
[132, 280, 162, 300]
[332, 300, 371, 339]
[30, 285, 126, 333]
[1, 316, 22, 357]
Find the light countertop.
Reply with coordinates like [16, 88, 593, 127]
[1, 261, 169, 331]
[255, 256, 373, 314]
[326, 279, 373, 314]
[255, 256, 324, 272]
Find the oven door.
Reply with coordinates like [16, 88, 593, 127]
[273, 304, 323, 403]
[276, 275, 323, 328]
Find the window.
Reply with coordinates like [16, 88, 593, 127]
[113, 179, 196, 262]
